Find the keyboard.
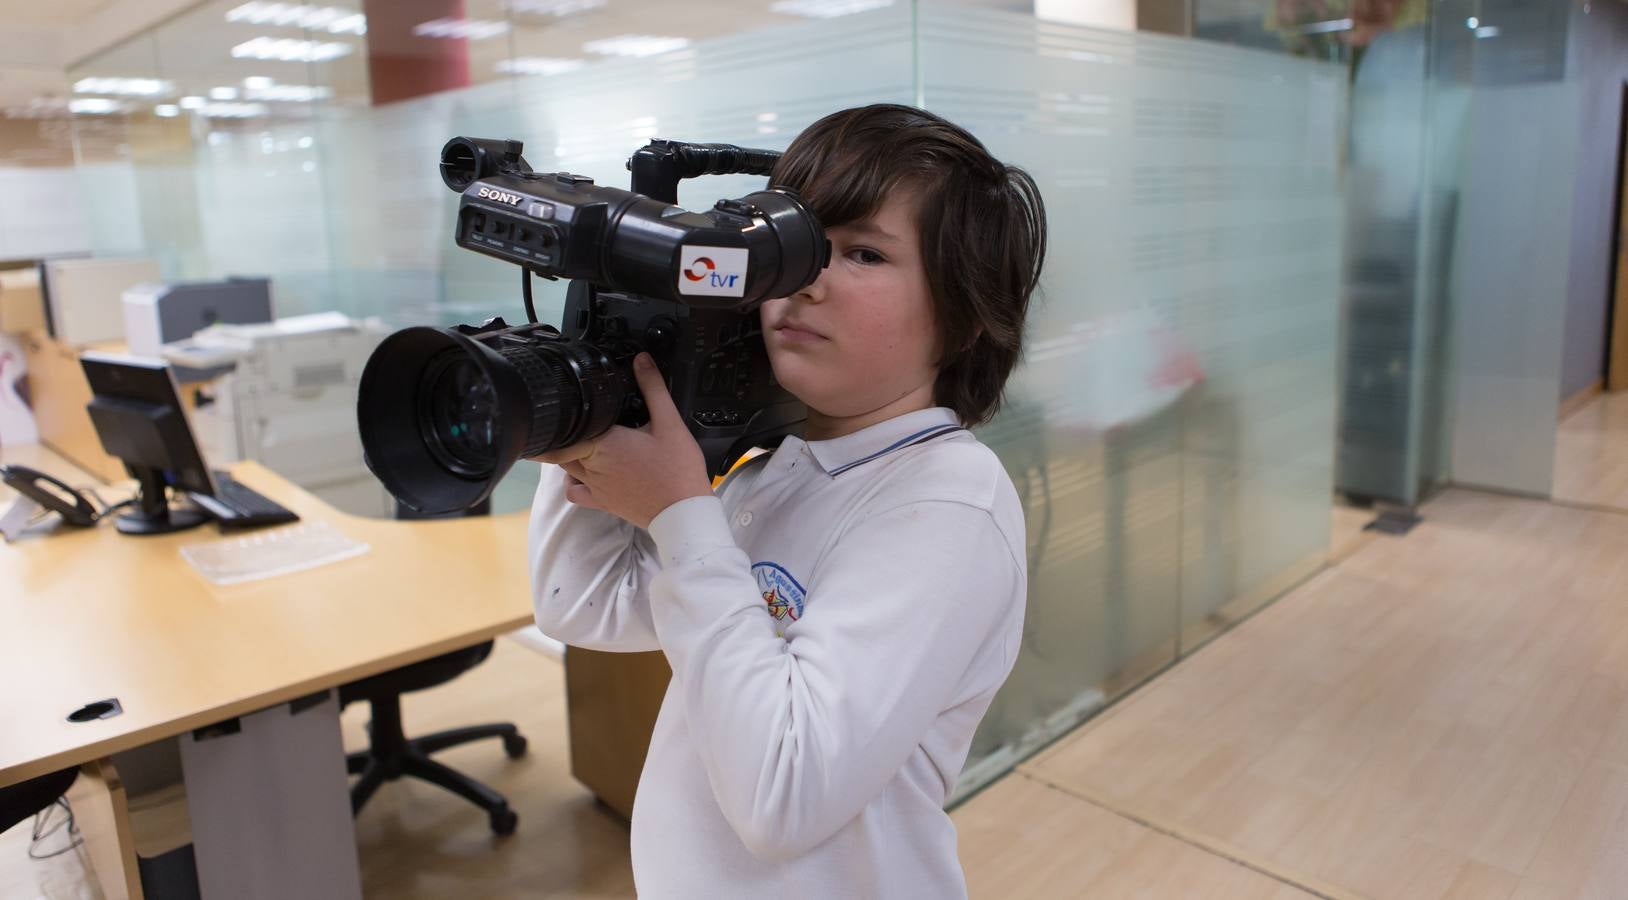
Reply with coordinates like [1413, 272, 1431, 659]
[190, 474, 300, 529]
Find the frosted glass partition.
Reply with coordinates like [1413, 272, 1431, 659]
[1432, 0, 1577, 498]
[916, 5, 1344, 791]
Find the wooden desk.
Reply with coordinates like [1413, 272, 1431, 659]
[2, 447, 536, 898]
[0, 450, 534, 785]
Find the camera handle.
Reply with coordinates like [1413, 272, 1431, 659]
[626, 139, 781, 204]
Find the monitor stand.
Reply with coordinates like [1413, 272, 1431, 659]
[117, 466, 209, 536]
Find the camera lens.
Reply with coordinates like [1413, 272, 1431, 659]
[419, 352, 498, 478]
[358, 323, 634, 515]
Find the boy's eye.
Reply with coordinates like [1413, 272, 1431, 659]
[848, 248, 885, 265]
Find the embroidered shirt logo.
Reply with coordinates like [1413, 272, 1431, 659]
[753, 562, 807, 631]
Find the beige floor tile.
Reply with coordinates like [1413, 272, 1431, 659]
[953, 773, 1320, 899]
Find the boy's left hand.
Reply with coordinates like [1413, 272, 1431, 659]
[533, 353, 715, 529]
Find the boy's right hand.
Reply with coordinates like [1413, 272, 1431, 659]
[530, 439, 599, 466]
[530, 439, 603, 500]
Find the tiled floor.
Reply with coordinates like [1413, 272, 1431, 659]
[1016, 489, 1628, 899]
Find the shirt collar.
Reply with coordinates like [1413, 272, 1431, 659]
[800, 407, 964, 477]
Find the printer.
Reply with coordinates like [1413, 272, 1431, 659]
[123, 278, 275, 358]
[163, 312, 394, 519]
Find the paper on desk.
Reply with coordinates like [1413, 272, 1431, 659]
[180, 520, 369, 586]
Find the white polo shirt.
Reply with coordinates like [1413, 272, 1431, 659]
[530, 406, 1027, 899]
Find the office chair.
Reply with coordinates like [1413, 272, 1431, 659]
[340, 499, 527, 836]
[0, 767, 78, 835]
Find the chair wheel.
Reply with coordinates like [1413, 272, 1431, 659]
[490, 807, 518, 836]
[503, 734, 528, 759]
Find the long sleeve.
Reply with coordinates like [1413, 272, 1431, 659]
[643, 492, 1022, 862]
[529, 463, 663, 652]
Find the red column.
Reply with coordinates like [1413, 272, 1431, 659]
[361, 0, 472, 106]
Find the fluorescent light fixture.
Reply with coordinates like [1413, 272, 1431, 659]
[756, 112, 778, 123]
[1475, 24, 1500, 37]
[581, 34, 690, 57]
[154, 104, 181, 117]
[180, 95, 207, 109]
[225, 3, 366, 35]
[69, 98, 123, 114]
[210, 86, 240, 100]
[231, 36, 353, 61]
[770, 0, 893, 18]
[243, 76, 275, 89]
[73, 77, 175, 96]
[1298, 17, 1353, 33]
[297, 135, 313, 148]
[246, 83, 334, 101]
[1466, 16, 1479, 28]
[508, 0, 606, 15]
[496, 56, 586, 76]
[414, 18, 510, 40]
[199, 101, 270, 119]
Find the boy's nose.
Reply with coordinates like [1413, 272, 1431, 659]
[794, 268, 830, 304]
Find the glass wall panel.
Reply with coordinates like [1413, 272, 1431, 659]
[915, 4, 1344, 794]
[1435, 0, 1577, 497]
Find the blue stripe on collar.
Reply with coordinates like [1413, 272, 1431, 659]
[827, 424, 966, 477]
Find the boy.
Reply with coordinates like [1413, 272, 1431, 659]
[531, 103, 1046, 898]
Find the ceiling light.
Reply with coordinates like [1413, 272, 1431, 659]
[1466, 16, 1479, 28]
[180, 96, 207, 109]
[243, 76, 275, 89]
[225, 3, 366, 35]
[155, 104, 181, 117]
[246, 83, 334, 102]
[770, 0, 893, 18]
[232, 37, 354, 61]
[414, 18, 511, 40]
[69, 98, 124, 115]
[211, 86, 241, 100]
[496, 56, 586, 76]
[199, 102, 270, 119]
[72, 77, 175, 96]
[581, 34, 690, 57]
[507, 0, 606, 15]
[1475, 24, 1500, 37]
[1298, 17, 1353, 33]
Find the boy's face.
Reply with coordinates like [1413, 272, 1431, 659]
[759, 186, 941, 434]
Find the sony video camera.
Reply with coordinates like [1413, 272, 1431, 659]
[356, 136, 829, 514]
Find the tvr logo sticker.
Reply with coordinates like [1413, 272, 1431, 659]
[678, 246, 748, 298]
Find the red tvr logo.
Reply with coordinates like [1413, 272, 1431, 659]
[683, 256, 739, 289]
[683, 256, 716, 281]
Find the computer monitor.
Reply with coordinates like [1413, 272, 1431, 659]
[81, 352, 219, 535]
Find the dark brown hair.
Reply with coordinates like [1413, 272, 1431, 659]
[770, 103, 1047, 428]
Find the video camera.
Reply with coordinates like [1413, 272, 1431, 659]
[357, 136, 830, 514]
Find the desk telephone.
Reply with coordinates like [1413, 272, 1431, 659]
[1, 464, 101, 528]
[0, 464, 297, 539]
